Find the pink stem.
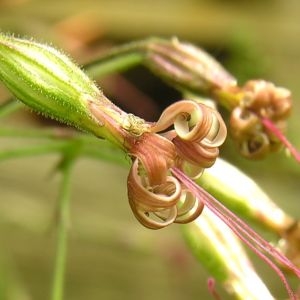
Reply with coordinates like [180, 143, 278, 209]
[262, 117, 300, 163]
[207, 278, 222, 300]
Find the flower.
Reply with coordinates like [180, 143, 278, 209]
[0, 33, 227, 229]
[122, 100, 227, 229]
[227, 80, 293, 159]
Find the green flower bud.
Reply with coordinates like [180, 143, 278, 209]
[0, 33, 127, 146]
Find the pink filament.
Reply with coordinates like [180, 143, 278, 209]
[262, 117, 300, 163]
[171, 167, 300, 300]
[207, 278, 222, 300]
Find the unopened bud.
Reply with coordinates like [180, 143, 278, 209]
[0, 33, 132, 147]
[143, 37, 236, 94]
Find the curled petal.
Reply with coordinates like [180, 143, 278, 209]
[230, 107, 259, 138]
[180, 161, 204, 180]
[239, 133, 270, 159]
[151, 100, 226, 147]
[130, 132, 176, 185]
[199, 108, 227, 148]
[127, 159, 181, 210]
[271, 93, 292, 120]
[174, 190, 204, 224]
[173, 103, 211, 142]
[173, 137, 219, 168]
[151, 100, 201, 133]
[151, 100, 211, 141]
[129, 198, 177, 229]
[242, 80, 292, 120]
[243, 80, 271, 109]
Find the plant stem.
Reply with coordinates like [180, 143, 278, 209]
[86, 52, 144, 79]
[84, 41, 147, 78]
[0, 98, 23, 119]
[0, 127, 78, 139]
[82, 142, 128, 166]
[0, 126, 128, 164]
[0, 142, 70, 161]
[50, 159, 74, 300]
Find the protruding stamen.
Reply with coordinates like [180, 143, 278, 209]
[262, 117, 300, 163]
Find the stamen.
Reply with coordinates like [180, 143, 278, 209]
[262, 117, 300, 163]
[171, 167, 300, 299]
[207, 278, 222, 300]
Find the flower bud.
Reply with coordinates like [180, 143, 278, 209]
[0, 33, 130, 147]
[143, 37, 237, 94]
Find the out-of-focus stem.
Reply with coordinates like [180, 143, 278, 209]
[0, 142, 70, 161]
[86, 52, 144, 79]
[50, 158, 74, 300]
[84, 39, 149, 78]
[0, 98, 23, 119]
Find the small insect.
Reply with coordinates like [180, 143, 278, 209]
[122, 113, 149, 136]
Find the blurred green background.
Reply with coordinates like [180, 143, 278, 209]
[0, 1, 299, 299]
